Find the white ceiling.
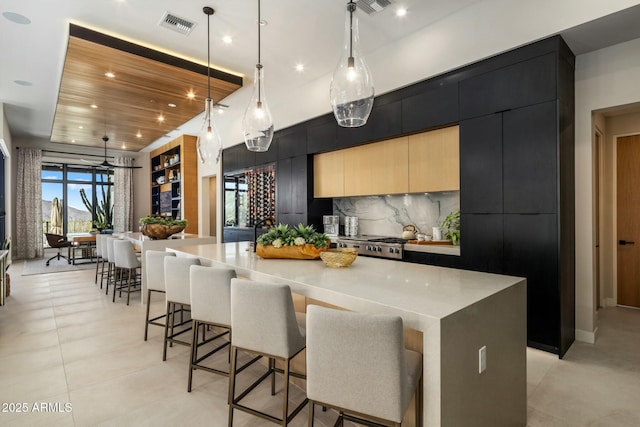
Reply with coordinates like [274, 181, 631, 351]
[2, 0, 640, 152]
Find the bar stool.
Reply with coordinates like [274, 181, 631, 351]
[113, 240, 142, 305]
[98, 235, 110, 289]
[163, 256, 200, 361]
[144, 250, 176, 341]
[228, 279, 308, 427]
[94, 234, 103, 284]
[104, 236, 117, 296]
[306, 305, 423, 427]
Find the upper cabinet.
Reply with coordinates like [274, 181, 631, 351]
[408, 126, 459, 193]
[314, 126, 459, 198]
[343, 136, 408, 196]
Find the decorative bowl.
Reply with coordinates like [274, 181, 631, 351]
[320, 248, 358, 268]
[140, 223, 185, 240]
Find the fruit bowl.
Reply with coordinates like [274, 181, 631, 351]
[320, 248, 358, 268]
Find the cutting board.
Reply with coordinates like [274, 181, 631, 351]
[406, 240, 453, 245]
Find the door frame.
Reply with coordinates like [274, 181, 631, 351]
[593, 127, 603, 309]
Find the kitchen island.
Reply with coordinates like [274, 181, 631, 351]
[171, 242, 527, 427]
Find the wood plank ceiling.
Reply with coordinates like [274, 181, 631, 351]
[51, 24, 243, 151]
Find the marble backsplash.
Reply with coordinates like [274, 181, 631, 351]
[332, 192, 459, 238]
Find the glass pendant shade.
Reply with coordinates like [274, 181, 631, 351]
[330, 1, 374, 128]
[196, 97, 222, 164]
[243, 65, 274, 152]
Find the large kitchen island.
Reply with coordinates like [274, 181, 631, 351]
[170, 242, 527, 427]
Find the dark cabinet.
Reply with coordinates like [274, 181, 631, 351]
[276, 154, 308, 225]
[277, 126, 307, 160]
[503, 102, 558, 214]
[254, 138, 278, 165]
[460, 214, 504, 274]
[335, 100, 402, 149]
[460, 113, 503, 214]
[276, 157, 293, 216]
[503, 214, 560, 350]
[222, 144, 256, 173]
[307, 117, 337, 154]
[402, 81, 459, 133]
[459, 52, 557, 120]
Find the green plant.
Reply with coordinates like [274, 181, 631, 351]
[139, 216, 187, 227]
[80, 186, 113, 229]
[257, 224, 329, 249]
[441, 209, 460, 245]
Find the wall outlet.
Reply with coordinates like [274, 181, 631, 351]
[479, 346, 487, 373]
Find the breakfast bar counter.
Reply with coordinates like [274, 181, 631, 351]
[171, 242, 527, 427]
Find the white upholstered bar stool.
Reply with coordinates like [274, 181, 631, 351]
[104, 236, 118, 296]
[189, 266, 247, 392]
[306, 305, 423, 427]
[228, 279, 308, 427]
[162, 256, 200, 361]
[112, 240, 141, 305]
[144, 250, 175, 341]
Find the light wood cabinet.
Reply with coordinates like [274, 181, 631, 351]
[408, 125, 459, 192]
[149, 135, 198, 234]
[314, 150, 344, 198]
[313, 126, 458, 198]
[343, 136, 409, 196]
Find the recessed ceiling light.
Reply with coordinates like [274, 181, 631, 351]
[136, 132, 142, 138]
[158, 115, 165, 122]
[396, 7, 407, 17]
[71, 139, 76, 143]
[121, 143, 126, 149]
[295, 63, 304, 72]
[14, 80, 32, 86]
[90, 104, 98, 109]
[78, 125, 83, 129]
[222, 35, 232, 44]
[187, 92, 195, 99]
[105, 72, 115, 78]
[2, 12, 31, 25]
[168, 103, 177, 108]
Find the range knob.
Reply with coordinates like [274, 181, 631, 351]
[366, 245, 372, 251]
[376, 246, 382, 252]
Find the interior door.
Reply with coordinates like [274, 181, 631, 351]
[594, 130, 602, 308]
[617, 134, 640, 307]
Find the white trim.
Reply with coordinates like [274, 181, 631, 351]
[575, 328, 597, 344]
[0, 138, 8, 157]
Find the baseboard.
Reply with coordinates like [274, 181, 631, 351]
[575, 328, 597, 344]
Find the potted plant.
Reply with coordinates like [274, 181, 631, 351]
[256, 224, 330, 259]
[139, 216, 188, 240]
[441, 209, 460, 245]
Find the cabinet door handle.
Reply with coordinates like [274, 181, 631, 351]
[619, 240, 635, 245]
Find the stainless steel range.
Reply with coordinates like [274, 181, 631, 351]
[334, 235, 407, 260]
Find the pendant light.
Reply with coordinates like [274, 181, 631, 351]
[243, 0, 274, 152]
[330, 1, 374, 128]
[196, 6, 222, 164]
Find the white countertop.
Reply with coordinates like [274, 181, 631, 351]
[170, 242, 523, 326]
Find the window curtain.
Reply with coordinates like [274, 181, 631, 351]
[113, 157, 134, 232]
[16, 148, 43, 259]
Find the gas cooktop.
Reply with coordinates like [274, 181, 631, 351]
[334, 235, 407, 260]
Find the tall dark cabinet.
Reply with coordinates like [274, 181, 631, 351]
[222, 35, 575, 357]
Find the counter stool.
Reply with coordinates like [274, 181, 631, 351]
[98, 235, 110, 289]
[163, 256, 200, 361]
[306, 305, 423, 427]
[94, 234, 103, 284]
[188, 266, 261, 392]
[228, 279, 308, 427]
[113, 240, 142, 305]
[104, 236, 118, 296]
[144, 250, 176, 341]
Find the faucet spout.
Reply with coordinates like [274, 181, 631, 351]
[253, 218, 273, 252]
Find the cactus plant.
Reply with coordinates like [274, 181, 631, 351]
[80, 185, 113, 229]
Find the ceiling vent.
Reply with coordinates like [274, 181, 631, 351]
[159, 12, 197, 36]
[356, 0, 392, 15]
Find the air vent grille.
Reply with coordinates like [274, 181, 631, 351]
[356, 0, 392, 15]
[159, 12, 197, 36]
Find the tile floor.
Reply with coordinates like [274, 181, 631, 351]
[1, 260, 640, 426]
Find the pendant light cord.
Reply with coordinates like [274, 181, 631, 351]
[257, 0, 262, 105]
[349, 1, 354, 60]
[207, 11, 211, 100]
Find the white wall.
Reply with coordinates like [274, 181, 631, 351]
[1, 104, 14, 261]
[575, 36, 640, 342]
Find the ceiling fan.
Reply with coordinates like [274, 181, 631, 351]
[85, 135, 141, 169]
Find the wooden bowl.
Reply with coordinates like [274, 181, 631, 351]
[320, 248, 358, 268]
[141, 223, 185, 240]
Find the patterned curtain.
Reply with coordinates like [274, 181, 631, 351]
[113, 157, 134, 232]
[16, 148, 43, 259]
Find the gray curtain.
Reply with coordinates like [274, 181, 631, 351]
[113, 157, 134, 232]
[16, 148, 43, 259]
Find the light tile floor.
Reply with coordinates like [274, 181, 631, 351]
[1, 261, 640, 426]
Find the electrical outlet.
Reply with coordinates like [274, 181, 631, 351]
[479, 346, 487, 373]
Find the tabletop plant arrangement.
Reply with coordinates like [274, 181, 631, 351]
[139, 216, 187, 240]
[256, 223, 330, 259]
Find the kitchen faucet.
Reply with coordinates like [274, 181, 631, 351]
[253, 218, 273, 252]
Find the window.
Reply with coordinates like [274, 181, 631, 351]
[42, 163, 114, 236]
